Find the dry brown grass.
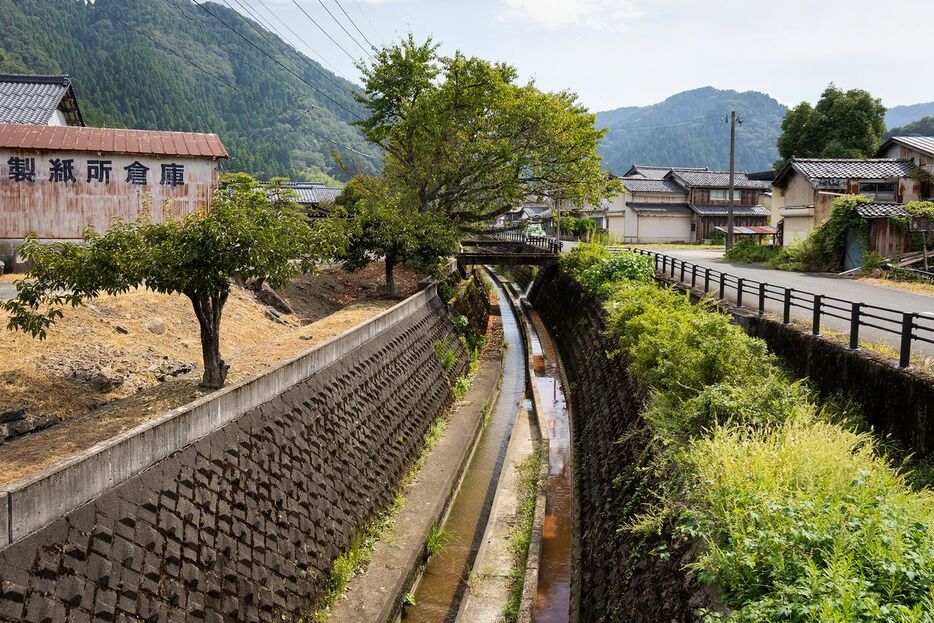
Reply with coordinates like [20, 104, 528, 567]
[0, 296, 397, 486]
[858, 277, 934, 297]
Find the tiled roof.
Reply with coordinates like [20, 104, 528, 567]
[280, 182, 342, 205]
[0, 74, 82, 125]
[879, 136, 934, 158]
[628, 202, 692, 214]
[789, 159, 916, 186]
[0, 124, 228, 158]
[668, 169, 771, 190]
[855, 202, 909, 219]
[623, 164, 709, 180]
[689, 204, 770, 217]
[621, 177, 686, 193]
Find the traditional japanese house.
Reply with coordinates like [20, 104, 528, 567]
[771, 158, 919, 246]
[0, 124, 228, 270]
[877, 136, 934, 199]
[0, 74, 85, 127]
[664, 169, 772, 241]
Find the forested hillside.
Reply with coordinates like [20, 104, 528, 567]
[886, 116, 934, 138]
[885, 102, 934, 131]
[0, 0, 379, 181]
[596, 87, 788, 173]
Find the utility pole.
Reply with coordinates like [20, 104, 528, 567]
[727, 110, 737, 251]
[554, 190, 561, 243]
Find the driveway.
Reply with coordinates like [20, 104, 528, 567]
[655, 248, 934, 358]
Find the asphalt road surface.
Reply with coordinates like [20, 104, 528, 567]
[658, 248, 934, 358]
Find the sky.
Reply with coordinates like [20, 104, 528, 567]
[255, 0, 933, 112]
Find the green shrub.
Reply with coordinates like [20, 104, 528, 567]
[560, 242, 611, 279]
[723, 239, 779, 264]
[771, 195, 872, 272]
[685, 420, 934, 622]
[434, 341, 456, 372]
[579, 251, 654, 297]
[768, 236, 828, 272]
[861, 250, 887, 273]
[606, 284, 772, 401]
[709, 228, 726, 244]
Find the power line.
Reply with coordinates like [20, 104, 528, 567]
[607, 114, 724, 132]
[316, 0, 373, 59]
[335, 0, 379, 50]
[290, 0, 360, 64]
[193, 0, 362, 119]
[89, 1, 378, 164]
[351, 0, 386, 46]
[254, 0, 349, 82]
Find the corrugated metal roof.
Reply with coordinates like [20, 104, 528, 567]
[668, 169, 772, 190]
[714, 225, 777, 235]
[628, 202, 692, 214]
[622, 178, 686, 193]
[855, 202, 910, 219]
[882, 136, 934, 158]
[791, 159, 915, 183]
[0, 74, 78, 125]
[281, 182, 342, 205]
[689, 204, 770, 217]
[0, 124, 228, 158]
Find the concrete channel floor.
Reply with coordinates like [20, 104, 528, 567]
[455, 406, 535, 622]
[328, 314, 508, 623]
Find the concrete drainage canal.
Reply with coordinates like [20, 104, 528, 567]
[406, 270, 575, 623]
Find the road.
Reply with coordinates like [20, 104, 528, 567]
[657, 248, 934, 358]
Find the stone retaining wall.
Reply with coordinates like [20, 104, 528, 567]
[528, 267, 713, 623]
[0, 281, 487, 623]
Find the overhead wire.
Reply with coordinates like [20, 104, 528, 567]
[254, 0, 350, 82]
[334, 0, 379, 50]
[89, 1, 379, 163]
[316, 0, 373, 59]
[289, 0, 361, 64]
[351, 0, 386, 46]
[192, 0, 362, 119]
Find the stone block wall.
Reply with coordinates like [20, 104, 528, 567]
[0, 285, 486, 623]
[528, 268, 712, 623]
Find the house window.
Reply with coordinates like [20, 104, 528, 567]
[709, 189, 742, 201]
[858, 181, 896, 201]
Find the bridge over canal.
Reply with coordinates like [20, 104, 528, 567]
[457, 231, 560, 276]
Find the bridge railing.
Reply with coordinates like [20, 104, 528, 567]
[628, 248, 934, 369]
[481, 229, 561, 254]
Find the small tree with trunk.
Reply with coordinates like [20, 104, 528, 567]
[333, 175, 458, 296]
[4, 174, 342, 388]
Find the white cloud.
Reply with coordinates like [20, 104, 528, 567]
[498, 0, 645, 32]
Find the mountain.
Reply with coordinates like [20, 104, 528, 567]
[0, 0, 379, 181]
[886, 116, 934, 138]
[595, 87, 788, 174]
[886, 103, 934, 130]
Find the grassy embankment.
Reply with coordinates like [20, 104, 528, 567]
[562, 242, 934, 621]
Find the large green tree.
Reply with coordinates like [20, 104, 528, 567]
[776, 85, 887, 168]
[353, 36, 619, 227]
[4, 174, 343, 388]
[333, 175, 458, 296]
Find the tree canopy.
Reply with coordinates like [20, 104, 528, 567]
[776, 85, 887, 168]
[4, 173, 343, 388]
[333, 175, 458, 295]
[353, 35, 619, 227]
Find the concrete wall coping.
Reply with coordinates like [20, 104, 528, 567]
[1, 283, 439, 546]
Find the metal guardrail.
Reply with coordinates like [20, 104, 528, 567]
[629, 248, 934, 368]
[482, 230, 562, 255]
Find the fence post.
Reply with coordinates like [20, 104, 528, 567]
[691, 265, 697, 288]
[736, 278, 744, 307]
[719, 272, 726, 300]
[655, 254, 660, 271]
[849, 303, 861, 349]
[671, 257, 677, 278]
[783, 288, 792, 324]
[704, 268, 711, 293]
[758, 283, 766, 315]
[812, 295, 822, 335]
[900, 313, 913, 368]
[680, 261, 685, 283]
